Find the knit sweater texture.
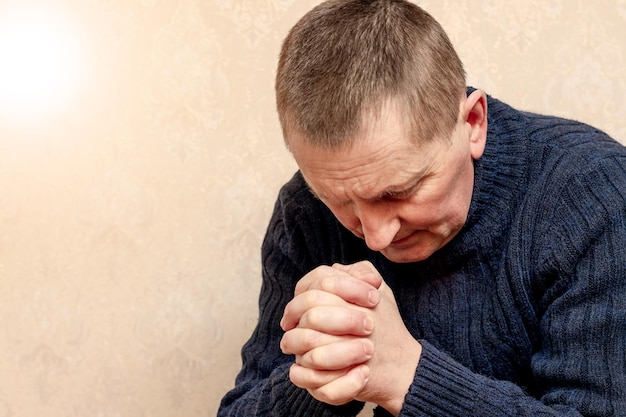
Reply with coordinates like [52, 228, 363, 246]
[218, 94, 626, 416]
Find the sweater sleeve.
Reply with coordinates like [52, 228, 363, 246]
[218, 174, 367, 417]
[397, 156, 626, 416]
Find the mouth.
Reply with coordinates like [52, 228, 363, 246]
[351, 229, 422, 251]
[389, 232, 417, 248]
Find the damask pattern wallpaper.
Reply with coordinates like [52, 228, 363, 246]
[0, 1, 624, 416]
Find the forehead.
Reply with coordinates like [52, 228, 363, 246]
[288, 105, 437, 201]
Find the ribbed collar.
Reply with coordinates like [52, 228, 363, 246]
[425, 93, 530, 267]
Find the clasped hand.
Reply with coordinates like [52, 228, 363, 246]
[280, 261, 421, 414]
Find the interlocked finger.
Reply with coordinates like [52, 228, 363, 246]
[306, 364, 370, 406]
[294, 265, 380, 308]
[295, 336, 373, 370]
[297, 305, 374, 336]
[280, 328, 345, 355]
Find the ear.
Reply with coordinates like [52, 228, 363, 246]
[461, 89, 488, 159]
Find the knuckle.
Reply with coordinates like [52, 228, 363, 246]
[294, 278, 308, 294]
[307, 346, 325, 368]
[304, 289, 323, 306]
[355, 262, 374, 275]
[279, 336, 288, 353]
[299, 309, 312, 328]
[282, 302, 293, 318]
[358, 260, 375, 270]
[302, 306, 324, 328]
[280, 331, 299, 354]
[310, 265, 332, 283]
[319, 275, 337, 293]
[289, 364, 307, 388]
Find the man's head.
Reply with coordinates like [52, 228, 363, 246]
[276, 0, 487, 262]
[288, 90, 487, 263]
[275, 0, 466, 149]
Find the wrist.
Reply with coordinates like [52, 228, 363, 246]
[371, 338, 422, 416]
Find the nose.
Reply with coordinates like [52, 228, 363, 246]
[356, 202, 401, 252]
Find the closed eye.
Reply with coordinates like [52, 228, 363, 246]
[371, 187, 416, 203]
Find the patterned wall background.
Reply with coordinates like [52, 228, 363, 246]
[0, 1, 624, 416]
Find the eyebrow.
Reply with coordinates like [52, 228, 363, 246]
[369, 181, 418, 202]
[307, 178, 419, 205]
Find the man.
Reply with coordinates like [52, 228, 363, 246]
[219, 0, 626, 415]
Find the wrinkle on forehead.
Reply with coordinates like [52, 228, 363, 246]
[292, 102, 438, 205]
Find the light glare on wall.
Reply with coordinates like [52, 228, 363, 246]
[0, 8, 83, 119]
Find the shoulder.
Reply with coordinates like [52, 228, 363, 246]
[483, 94, 626, 265]
[519, 148, 626, 303]
[485, 93, 624, 159]
[484, 93, 626, 193]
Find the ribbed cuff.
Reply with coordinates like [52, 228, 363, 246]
[400, 340, 483, 416]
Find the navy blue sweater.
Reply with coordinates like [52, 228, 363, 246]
[219, 95, 626, 416]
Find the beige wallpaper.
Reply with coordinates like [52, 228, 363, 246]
[0, 1, 624, 416]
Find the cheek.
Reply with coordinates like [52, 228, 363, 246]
[401, 191, 465, 229]
[409, 163, 474, 226]
[401, 205, 442, 228]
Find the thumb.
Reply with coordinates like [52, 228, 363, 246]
[332, 261, 383, 289]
